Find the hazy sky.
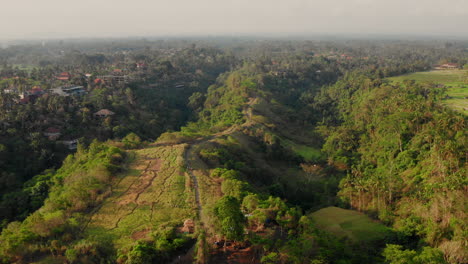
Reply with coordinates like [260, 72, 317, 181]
[1, 0, 467, 39]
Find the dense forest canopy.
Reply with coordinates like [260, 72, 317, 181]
[0, 38, 466, 264]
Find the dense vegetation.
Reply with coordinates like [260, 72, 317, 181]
[316, 75, 467, 263]
[0, 44, 233, 226]
[0, 141, 127, 263]
[0, 38, 466, 263]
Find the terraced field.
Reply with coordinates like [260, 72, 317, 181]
[84, 144, 197, 247]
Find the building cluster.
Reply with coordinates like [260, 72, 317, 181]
[18, 86, 46, 103]
[41, 108, 115, 150]
[94, 68, 133, 86]
[433, 63, 459, 70]
[50, 85, 86, 96]
[56, 72, 71, 81]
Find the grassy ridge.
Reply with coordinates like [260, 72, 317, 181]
[387, 70, 468, 114]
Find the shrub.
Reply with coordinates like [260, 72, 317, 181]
[221, 179, 247, 200]
[122, 133, 142, 149]
[213, 196, 245, 241]
[126, 241, 158, 264]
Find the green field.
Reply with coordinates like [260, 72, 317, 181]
[310, 207, 391, 242]
[0, 64, 37, 72]
[281, 138, 322, 162]
[387, 70, 468, 115]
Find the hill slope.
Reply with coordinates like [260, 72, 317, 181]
[85, 144, 196, 249]
[387, 69, 468, 114]
[3, 66, 463, 264]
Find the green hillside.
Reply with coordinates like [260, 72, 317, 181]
[387, 69, 468, 114]
[0, 40, 465, 264]
[85, 144, 196, 249]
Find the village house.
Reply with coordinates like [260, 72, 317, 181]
[56, 72, 71, 81]
[58, 139, 78, 150]
[95, 74, 129, 85]
[434, 63, 459, 70]
[19, 97, 30, 104]
[442, 63, 459, 69]
[136, 62, 147, 69]
[43, 127, 61, 140]
[272, 70, 288, 76]
[28, 86, 45, 97]
[18, 86, 46, 103]
[181, 219, 195, 233]
[94, 78, 104, 85]
[51, 85, 86, 96]
[3, 88, 17, 94]
[94, 109, 115, 118]
[340, 54, 354, 60]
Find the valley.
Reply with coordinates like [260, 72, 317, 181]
[0, 39, 466, 264]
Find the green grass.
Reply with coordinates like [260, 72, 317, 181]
[387, 70, 466, 83]
[387, 70, 468, 115]
[281, 138, 322, 162]
[310, 207, 391, 242]
[0, 64, 38, 72]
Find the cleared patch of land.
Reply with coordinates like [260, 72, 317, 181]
[387, 69, 468, 115]
[281, 138, 322, 162]
[85, 144, 196, 248]
[310, 206, 391, 242]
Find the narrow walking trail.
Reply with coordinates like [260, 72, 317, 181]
[183, 97, 257, 225]
[184, 145, 203, 217]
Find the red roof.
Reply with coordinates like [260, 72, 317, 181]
[56, 72, 71, 80]
[94, 109, 115, 116]
[31, 87, 43, 92]
[45, 127, 61, 133]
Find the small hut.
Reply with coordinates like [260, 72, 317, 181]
[181, 219, 195, 233]
[94, 109, 115, 118]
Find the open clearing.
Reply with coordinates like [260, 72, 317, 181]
[85, 144, 196, 248]
[281, 138, 322, 162]
[387, 69, 468, 115]
[310, 207, 391, 242]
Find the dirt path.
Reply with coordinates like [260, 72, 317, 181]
[184, 146, 203, 217]
[184, 97, 257, 219]
[174, 98, 258, 263]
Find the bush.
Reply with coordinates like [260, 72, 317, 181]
[126, 241, 158, 264]
[0, 141, 127, 262]
[383, 244, 447, 264]
[122, 133, 142, 149]
[221, 179, 247, 200]
[213, 196, 245, 241]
